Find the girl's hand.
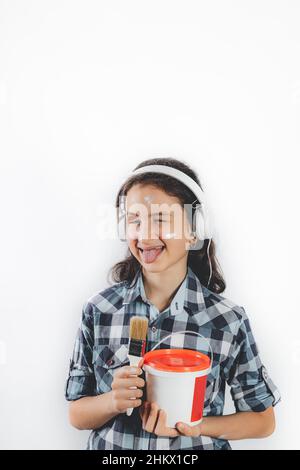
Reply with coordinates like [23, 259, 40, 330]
[139, 401, 203, 438]
[110, 364, 145, 414]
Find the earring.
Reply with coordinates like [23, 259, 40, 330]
[189, 235, 197, 249]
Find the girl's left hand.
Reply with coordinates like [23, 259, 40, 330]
[139, 401, 202, 437]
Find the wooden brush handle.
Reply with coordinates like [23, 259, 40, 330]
[126, 355, 141, 417]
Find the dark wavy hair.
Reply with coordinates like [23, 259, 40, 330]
[108, 157, 226, 294]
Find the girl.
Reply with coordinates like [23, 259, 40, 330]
[65, 157, 280, 450]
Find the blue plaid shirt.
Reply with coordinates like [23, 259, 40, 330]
[65, 266, 281, 450]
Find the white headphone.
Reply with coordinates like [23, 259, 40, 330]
[117, 164, 213, 243]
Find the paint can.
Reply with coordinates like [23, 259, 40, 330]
[143, 331, 212, 428]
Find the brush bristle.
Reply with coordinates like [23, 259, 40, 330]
[129, 316, 149, 341]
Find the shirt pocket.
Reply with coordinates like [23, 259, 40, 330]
[92, 344, 130, 394]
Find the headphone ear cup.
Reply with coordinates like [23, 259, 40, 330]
[117, 214, 127, 241]
[195, 204, 213, 240]
[194, 207, 206, 241]
[117, 196, 127, 241]
[202, 203, 213, 239]
[204, 213, 212, 239]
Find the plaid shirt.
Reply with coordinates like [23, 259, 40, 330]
[65, 266, 281, 450]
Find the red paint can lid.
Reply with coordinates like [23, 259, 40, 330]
[143, 348, 210, 372]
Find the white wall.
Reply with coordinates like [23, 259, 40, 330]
[0, 0, 299, 450]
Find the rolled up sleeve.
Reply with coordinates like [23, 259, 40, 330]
[226, 307, 281, 412]
[65, 301, 97, 401]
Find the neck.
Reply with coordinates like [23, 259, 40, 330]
[142, 258, 188, 311]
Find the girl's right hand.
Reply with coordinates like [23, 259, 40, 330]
[110, 365, 145, 414]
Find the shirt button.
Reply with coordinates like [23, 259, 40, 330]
[151, 326, 157, 333]
[106, 358, 115, 366]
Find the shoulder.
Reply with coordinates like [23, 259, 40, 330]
[200, 284, 249, 335]
[83, 280, 129, 315]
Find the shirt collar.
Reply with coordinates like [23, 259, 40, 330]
[122, 265, 206, 316]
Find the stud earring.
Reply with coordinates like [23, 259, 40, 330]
[189, 236, 197, 249]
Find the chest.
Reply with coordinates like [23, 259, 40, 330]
[92, 304, 234, 400]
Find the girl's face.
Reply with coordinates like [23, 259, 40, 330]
[125, 184, 195, 273]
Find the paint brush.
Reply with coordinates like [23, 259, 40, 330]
[126, 315, 149, 417]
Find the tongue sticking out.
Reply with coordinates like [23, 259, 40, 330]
[141, 247, 164, 264]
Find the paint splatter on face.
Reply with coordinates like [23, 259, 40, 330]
[163, 232, 177, 239]
[143, 195, 153, 204]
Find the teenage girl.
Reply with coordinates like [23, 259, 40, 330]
[65, 157, 280, 450]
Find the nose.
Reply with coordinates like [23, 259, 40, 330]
[137, 219, 159, 241]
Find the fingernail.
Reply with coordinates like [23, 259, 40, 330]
[129, 367, 139, 374]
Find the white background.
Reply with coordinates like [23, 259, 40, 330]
[0, 0, 299, 450]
